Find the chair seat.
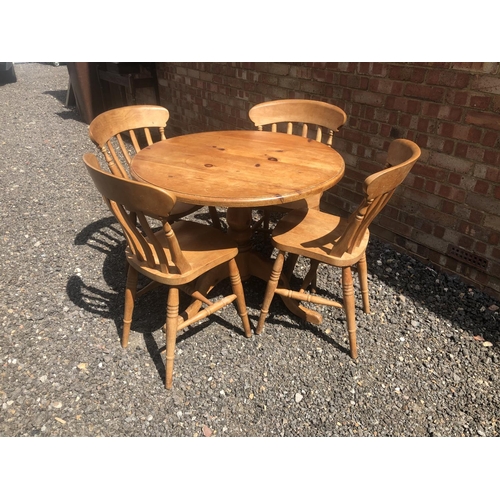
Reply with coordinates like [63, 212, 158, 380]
[272, 209, 370, 268]
[126, 220, 238, 285]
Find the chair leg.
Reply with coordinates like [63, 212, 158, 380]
[282, 253, 299, 282]
[227, 258, 252, 337]
[357, 252, 370, 314]
[256, 250, 286, 335]
[263, 210, 270, 233]
[122, 265, 138, 348]
[342, 266, 358, 359]
[165, 286, 180, 389]
[300, 259, 320, 293]
[208, 206, 223, 230]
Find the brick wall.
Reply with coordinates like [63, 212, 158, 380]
[154, 62, 500, 299]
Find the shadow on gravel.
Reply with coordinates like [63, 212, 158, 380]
[68, 216, 165, 336]
[44, 89, 67, 106]
[68, 215, 255, 381]
[57, 109, 84, 122]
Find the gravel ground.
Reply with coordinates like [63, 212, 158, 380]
[1, 63, 499, 438]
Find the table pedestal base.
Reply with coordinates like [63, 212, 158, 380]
[182, 207, 323, 328]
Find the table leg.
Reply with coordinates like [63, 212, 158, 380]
[226, 207, 322, 325]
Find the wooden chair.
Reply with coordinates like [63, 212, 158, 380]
[255, 139, 421, 360]
[88, 104, 222, 228]
[248, 99, 347, 231]
[83, 153, 252, 389]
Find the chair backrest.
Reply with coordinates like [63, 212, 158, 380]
[331, 139, 421, 256]
[88, 105, 170, 178]
[83, 152, 191, 274]
[248, 99, 347, 146]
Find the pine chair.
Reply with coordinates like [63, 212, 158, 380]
[83, 153, 252, 389]
[255, 139, 421, 360]
[248, 99, 347, 231]
[88, 104, 222, 228]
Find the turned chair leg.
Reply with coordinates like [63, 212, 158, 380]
[165, 286, 180, 389]
[208, 206, 223, 230]
[122, 265, 138, 348]
[256, 250, 286, 335]
[300, 259, 320, 293]
[342, 266, 358, 359]
[357, 252, 370, 314]
[227, 258, 252, 338]
[282, 253, 299, 282]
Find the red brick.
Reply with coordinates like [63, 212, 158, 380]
[437, 123, 482, 142]
[448, 172, 462, 185]
[438, 185, 466, 203]
[268, 85, 289, 99]
[425, 69, 470, 88]
[388, 65, 427, 82]
[368, 78, 404, 95]
[482, 131, 499, 147]
[386, 96, 421, 113]
[420, 205, 457, 227]
[486, 166, 500, 182]
[471, 75, 500, 95]
[455, 143, 468, 158]
[277, 77, 300, 90]
[493, 96, 500, 113]
[458, 235, 474, 249]
[484, 150, 500, 166]
[351, 90, 385, 106]
[259, 73, 278, 85]
[490, 233, 500, 245]
[289, 66, 312, 79]
[399, 114, 413, 129]
[311, 68, 336, 84]
[380, 124, 392, 137]
[425, 180, 437, 193]
[441, 200, 455, 214]
[470, 95, 492, 109]
[412, 163, 448, 181]
[465, 146, 485, 162]
[465, 111, 500, 131]
[466, 192, 500, 213]
[433, 225, 445, 238]
[404, 187, 442, 208]
[378, 215, 415, 237]
[337, 62, 358, 72]
[475, 241, 487, 254]
[474, 179, 490, 194]
[342, 129, 364, 144]
[406, 131, 418, 142]
[418, 118, 434, 133]
[446, 90, 468, 106]
[405, 83, 445, 102]
[429, 153, 472, 174]
[452, 62, 499, 73]
[422, 103, 463, 122]
[411, 176, 425, 189]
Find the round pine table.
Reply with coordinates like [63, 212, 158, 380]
[130, 130, 345, 324]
